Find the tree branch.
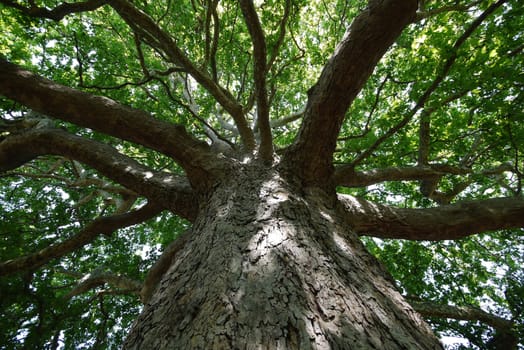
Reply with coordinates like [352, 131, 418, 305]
[66, 269, 143, 299]
[334, 165, 443, 187]
[409, 299, 513, 332]
[107, 0, 256, 151]
[0, 58, 219, 188]
[333, 163, 512, 188]
[239, 0, 273, 162]
[0, 203, 161, 276]
[416, 1, 483, 22]
[0, 128, 198, 219]
[283, 0, 418, 186]
[270, 105, 305, 129]
[417, 91, 470, 200]
[349, 0, 507, 169]
[0, 0, 107, 21]
[338, 194, 524, 240]
[266, 0, 292, 73]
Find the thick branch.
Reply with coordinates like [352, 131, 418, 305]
[417, 91, 470, 200]
[0, 203, 161, 276]
[107, 0, 256, 151]
[338, 194, 524, 241]
[333, 163, 512, 187]
[0, 128, 198, 219]
[0, 0, 107, 20]
[349, 0, 507, 169]
[0, 58, 218, 187]
[283, 0, 418, 186]
[409, 299, 513, 331]
[239, 0, 273, 162]
[334, 165, 443, 187]
[67, 270, 143, 299]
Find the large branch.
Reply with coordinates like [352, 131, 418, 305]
[409, 298, 518, 348]
[0, 58, 218, 187]
[282, 0, 418, 186]
[107, 0, 256, 151]
[66, 270, 143, 299]
[0, 203, 161, 276]
[348, 0, 507, 169]
[409, 299, 513, 333]
[0, 0, 107, 20]
[0, 128, 198, 219]
[239, 0, 273, 162]
[338, 194, 524, 240]
[333, 163, 512, 187]
[334, 165, 443, 187]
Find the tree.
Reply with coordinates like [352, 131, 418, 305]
[0, 0, 523, 348]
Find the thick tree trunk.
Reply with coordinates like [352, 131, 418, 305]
[124, 164, 442, 349]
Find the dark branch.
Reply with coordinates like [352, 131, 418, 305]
[0, 203, 161, 276]
[266, 0, 292, 73]
[418, 90, 469, 166]
[334, 165, 444, 187]
[333, 163, 512, 188]
[338, 194, 524, 241]
[416, 1, 483, 22]
[0, 0, 107, 21]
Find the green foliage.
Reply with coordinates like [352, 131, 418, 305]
[1, 0, 523, 348]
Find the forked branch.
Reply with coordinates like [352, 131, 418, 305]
[0, 58, 218, 186]
[0, 128, 198, 219]
[108, 0, 256, 151]
[349, 0, 508, 169]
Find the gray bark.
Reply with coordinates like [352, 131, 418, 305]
[124, 164, 442, 349]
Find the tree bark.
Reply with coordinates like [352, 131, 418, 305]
[124, 165, 442, 349]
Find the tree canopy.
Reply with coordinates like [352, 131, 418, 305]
[0, 0, 523, 348]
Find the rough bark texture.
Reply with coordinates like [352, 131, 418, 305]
[124, 164, 442, 349]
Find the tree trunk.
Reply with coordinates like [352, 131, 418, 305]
[124, 164, 443, 349]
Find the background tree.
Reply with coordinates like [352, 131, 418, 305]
[0, 0, 523, 349]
